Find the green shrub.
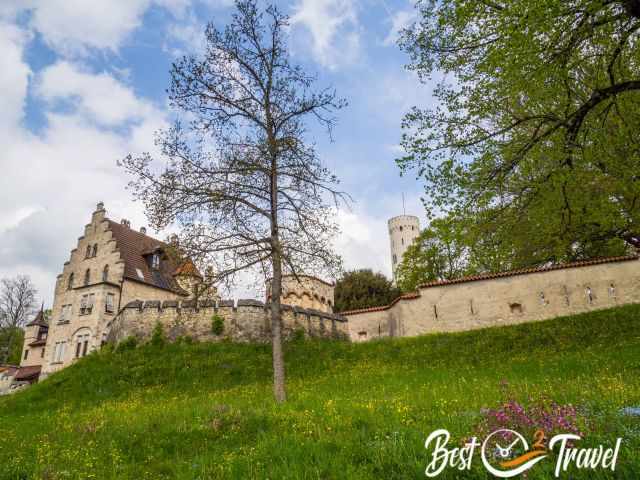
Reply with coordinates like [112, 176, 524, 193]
[211, 315, 225, 336]
[292, 328, 306, 342]
[176, 335, 194, 345]
[114, 336, 138, 353]
[151, 322, 166, 347]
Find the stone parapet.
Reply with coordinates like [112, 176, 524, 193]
[106, 299, 349, 344]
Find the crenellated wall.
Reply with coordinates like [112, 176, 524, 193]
[344, 255, 640, 342]
[106, 299, 349, 344]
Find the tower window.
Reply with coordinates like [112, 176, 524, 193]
[85, 245, 91, 258]
[102, 265, 109, 282]
[105, 293, 115, 313]
[67, 273, 74, 290]
[84, 269, 90, 286]
[92, 244, 98, 257]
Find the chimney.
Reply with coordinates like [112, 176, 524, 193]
[121, 219, 130, 228]
[92, 201, 106, 223]
[140, 227, 147, 234]
[169, 234, 179, 246]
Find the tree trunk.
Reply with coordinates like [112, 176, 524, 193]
[270, 244, 287, 403]
[268, 117, 287, 402]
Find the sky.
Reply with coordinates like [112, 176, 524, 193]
[0, 0, 433, 306]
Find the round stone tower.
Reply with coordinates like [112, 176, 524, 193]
[266, 275, 335, 313]
[388, 215, 420, 283]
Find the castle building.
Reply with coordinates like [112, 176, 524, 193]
[14, 306, 50, 383]
[266, 274, 335, 313]
[388, 215, 420, 283]
[34, 202, 214, 379]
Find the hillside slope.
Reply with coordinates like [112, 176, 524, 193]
[1, 305, 640, 479]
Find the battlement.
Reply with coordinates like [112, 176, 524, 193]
[107, 298, 348, 344]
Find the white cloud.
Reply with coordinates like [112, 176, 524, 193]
[36, 62, 160, 127]
[335, 208, 392, 278]
[1, 0, 205, 57]
[0, 22, 32, 137]
[0, 26, 168, 306]
[291, 0, 361, 69]
[30, 0, 154, 56]
[382, 8, 416, 46]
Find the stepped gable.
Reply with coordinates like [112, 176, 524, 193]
[106, 219, 188, 295]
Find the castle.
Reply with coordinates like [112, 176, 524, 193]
[10, 203, 346, 385]
[6, 205, 640, 388]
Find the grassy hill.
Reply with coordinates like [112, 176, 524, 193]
[1, 305, 640, 479]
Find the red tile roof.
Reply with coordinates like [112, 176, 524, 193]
[0, 365, 18, 376]
[107, 220, 188, 296]
[173, 258, 203, 278]
[340, 255, 639, 316]
[415, 254, 638, 289]
[14, 365, 41, 381]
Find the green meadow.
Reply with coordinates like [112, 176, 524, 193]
[1, 305, 640, 479]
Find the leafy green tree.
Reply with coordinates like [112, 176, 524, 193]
[0, 327, 24, 365]
[399, 0, 640, 264]
[395, 218, 470, 291]
[334, 270, 400, 312]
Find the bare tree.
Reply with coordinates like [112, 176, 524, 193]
[0, 275, 37, 364]
[120, 0, 348, 402]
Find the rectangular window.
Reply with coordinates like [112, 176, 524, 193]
[41, 348, 45, 358]
[80, 295, 94, 315]
[105, 293, 115, 313]
[54, 342, 66, 363]
[23, 349, 28, 360]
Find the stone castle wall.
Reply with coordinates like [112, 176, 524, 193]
[107, 299, 349, 344]
[345, 256, 640, 342]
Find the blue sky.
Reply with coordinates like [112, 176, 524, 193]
[0, 0, 431, 305]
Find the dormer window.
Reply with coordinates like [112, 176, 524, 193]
[152, 253, 160, 270]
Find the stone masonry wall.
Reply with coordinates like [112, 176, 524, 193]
[107, 299, 349, 344]
[345, 256, 640, 342]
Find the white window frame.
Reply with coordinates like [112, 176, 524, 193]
[105, 293, 115, 313]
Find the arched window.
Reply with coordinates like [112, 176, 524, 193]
[102, 265, 109, 282]
[85, 245, 91, 258]
[92, 244, 98, 257]
[74, 329, 91, 358]
[84, 269, 90, 286]
[67, 273, 74, 290]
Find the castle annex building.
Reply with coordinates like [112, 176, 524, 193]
[21, 203, 214, 381]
